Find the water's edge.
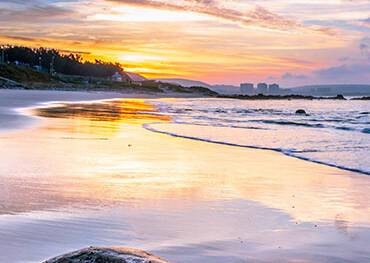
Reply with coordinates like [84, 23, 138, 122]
[4, 95, 367, 176]
[144, 123, 369, 176]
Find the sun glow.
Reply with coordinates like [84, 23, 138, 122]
[1, 0, 365, 85]
[119, 54, 166, 63]
[90, 5, 209, 23]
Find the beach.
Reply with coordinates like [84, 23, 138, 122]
[0, 90, 370, 262]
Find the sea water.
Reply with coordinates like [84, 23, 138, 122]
[148, 98, 370, 175]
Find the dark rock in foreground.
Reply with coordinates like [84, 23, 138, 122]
[295, 109, 307, 115]
[43, 247, 170, 263]
[334, 94, 346, 100]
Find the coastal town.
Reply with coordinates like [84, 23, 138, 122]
[240, 82, 285, 95]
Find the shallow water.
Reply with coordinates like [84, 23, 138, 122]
[0, 97, 370, 262]
[148, 98, 370, 174]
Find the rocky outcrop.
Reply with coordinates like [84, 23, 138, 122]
[295, 109, 307, 115]
[219, 94, 348, 100]
[351, 96, 370, 100]
[0, 76, 24, 89]
[43, 246, 170, 263]
[334, 94, 346, 100]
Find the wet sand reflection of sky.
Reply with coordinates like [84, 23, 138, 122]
[0, 99, 370, 262]
[31, 99, 171, 137]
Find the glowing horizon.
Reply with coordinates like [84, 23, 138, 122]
[0, 0, 370, 87]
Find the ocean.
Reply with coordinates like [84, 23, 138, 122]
[147, 98, 370, 175]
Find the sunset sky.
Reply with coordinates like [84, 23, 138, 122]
[1, 0, 370, 86]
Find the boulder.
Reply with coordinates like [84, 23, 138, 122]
[43, 246, 170, 263]
[335, 94, 346, 100]
[295, 109, 307, 115]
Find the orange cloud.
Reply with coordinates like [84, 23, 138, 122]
[107, 0, 335, 35]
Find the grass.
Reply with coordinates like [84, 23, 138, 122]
[0, 64, 51, 83]
[0, 63, 218, 96]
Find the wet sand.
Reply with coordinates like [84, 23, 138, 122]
[0, 91, 370, 262]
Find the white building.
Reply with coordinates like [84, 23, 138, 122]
[240, 83, 255, 95]
[256, 83, 268, 94]
[111, 71, 148, 84]
[268, 83, 280, 94]
[111, 72, 124, 82]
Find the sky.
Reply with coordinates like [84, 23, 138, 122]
[0, 0, 370, 87]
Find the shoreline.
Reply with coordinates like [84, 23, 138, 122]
[2, 88, 369, 177]
[0, 89, 208, 133]
[0, 90, 370, 262]
[2, 88, 368, 177]
[144, 123, 370, 176]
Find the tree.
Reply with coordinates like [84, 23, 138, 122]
[2, 45, 122, 78]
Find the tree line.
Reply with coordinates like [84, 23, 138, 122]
[0, 45, 122, 78]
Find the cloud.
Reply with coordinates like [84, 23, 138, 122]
[276, 59, 370, 87]
[314, 63, 370, 82]
[360, 42, 368, 50]
[282, 72, 308, 80]
[1, 35, 37, 42]
[348, 17, 370, 30]
[1, 0, 367, 86]
[338, 56, 351, 62]
[359, 37, 370, 60]
[106, 0, 335, 34]
[361, 17, 370, 25]
[0, 1, 76, 23]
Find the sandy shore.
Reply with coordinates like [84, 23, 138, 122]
[0, 90, 369, 262]
[0, 89, 145, 132]
[0, 89, 204, 132]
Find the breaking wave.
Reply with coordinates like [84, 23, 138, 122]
[145, 98, 370, 175]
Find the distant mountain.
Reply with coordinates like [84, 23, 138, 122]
[153, 78, 370, 96]
[289, 84, 370, 96]
[125, 72, 147, 82]
[153, 78, 212, 88]
[211, 84, 240, 95]
[153, 78, 242, 94]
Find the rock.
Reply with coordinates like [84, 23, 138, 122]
[43, 246, 170, 263]
[351, 96, 370, 100]
[295, 109, 307, 115]
[335, 94, 346, 100]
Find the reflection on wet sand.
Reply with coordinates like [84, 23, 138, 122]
[31, 99, 170, 136]
[0, 99, 370, 262]
[34, 99, 170, 123]
[1, 99, 369, 221]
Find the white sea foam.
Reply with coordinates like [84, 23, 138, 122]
[147, 98, 370, 175]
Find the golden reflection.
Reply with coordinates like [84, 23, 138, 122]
[34, 99, 170, 123]
[31, 99, 171, 137]
[1, 99, 370, 227]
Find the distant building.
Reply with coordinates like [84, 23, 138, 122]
[240, 83, 254, 95]
[268, 83, 280, 94]
[111, 71, 147, 84]
[111, 72, 124, 82]
[256, 83, 268, 94]
[251, 83, 268, 94]
[284, 88, 292, 94]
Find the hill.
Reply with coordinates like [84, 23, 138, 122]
[153, 78, 212, 88]
[211, 84, 240, 95]
[289, 84, 370, 96]
[0, 64, 218, 96]
[0, 64, 51, 83]
[154, 78, 242, 95]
